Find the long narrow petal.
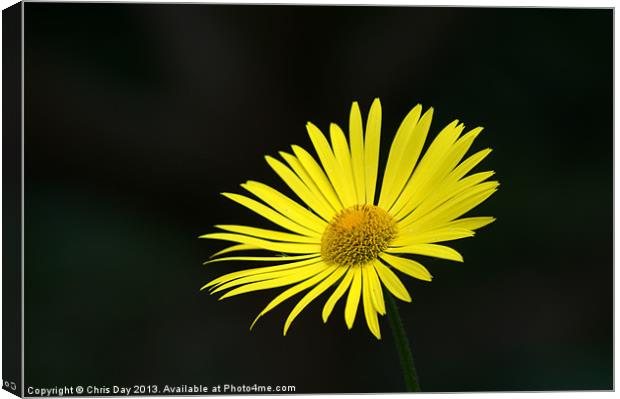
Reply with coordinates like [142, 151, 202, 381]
[266, 154, 336, 221]
[379, 105, 431, 210]
[200, 233, 320, 254]
[221, 192, 320, 237]
[201, 257, 322, 290]
[389, 120, 464, 218]
[380, 253, 434, 281]
[362, 266, 382, 339]
[373, 260, 411, 302]
[366, 264, 386, 315]
[411, 182, 499, 231]
[330, 123, 358, 206]
[292, 145, 344, 211]
[249, 264, 335, 330]
[391, 227, 474, 246]
[398, 170, 495, 229]
[394, 127, 485, 221]
[306, 122, 355, 208]
[349, 101, 366, 203]
[283, 266, 348, 335]
[438, 216, 496, 231]
[344, 266, 362, 329]
[386, 244, 463, 263]
[215, 225, 320, 244]
[412, 127, 484, 201]
[204, 253, 318, 265]
[435, 183, 498, 224]
[364, 98, 382, 204]
[211, 263, 327, 295]
[220, 262, 330, 300]
[209, 244, 258, 259]
[242, 181, 327, 234]
[322, 266, 354, 322]
[448, 148, 493, 183]
[438, 127, 484, 174]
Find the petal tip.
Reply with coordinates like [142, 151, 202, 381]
[249, 315, 262, 331]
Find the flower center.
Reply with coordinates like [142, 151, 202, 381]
[321, 204, 398, 267]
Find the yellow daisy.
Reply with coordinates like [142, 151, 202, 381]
[200, 99, 498, 339]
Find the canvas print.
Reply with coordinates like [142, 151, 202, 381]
[2, 1, 613, 396]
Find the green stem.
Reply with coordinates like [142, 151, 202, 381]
[385, 293, 421, 392]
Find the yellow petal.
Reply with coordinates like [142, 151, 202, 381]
[440, 216, 496, 231]
[419, 127, 484, 194]
[394, 127, 485, 221]
[434, 151, 494, 201]
[292, 145, 344, 212]
[221, 192, 320, 237]
[322, 266, 354, 322]
[404, 148, 494, 226]
[449, 148, 493, 182]
[344, 266, 362, 329]
[220, 261, 330, 300]
[242, 181, 327, 234]
[362, 267, 382, 339]
[204, 253, 317, 265]
[389, 120, 464, 218]
[412, 182, 498, 230]
[349, 101, 366, 203]
[215, 224, 320, 244]
[283, 265, 348, 335]
[306, 122, 355, 208]
[380, 253, 434, 281]
[201, 256, 322, 291]
[200, 232, 320, 254]
[211, 263, 327, 295]
[379, 105, 430, 210]
[440, 183, 498, 222]
[249, 264, 335, 330]
[391, 227, 474, 246]
[266, 154, 336, 221]
[209, 244, 258, 259]
[399, 171, 495, 229]
[364, 98, 382, 204]
[386, 244, 463, 263]
[365, 264, 386, 315]
[330, 123, 358, 206]
[373, 260, 411, 302]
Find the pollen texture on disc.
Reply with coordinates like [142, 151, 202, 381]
[321, 204, 397, 267]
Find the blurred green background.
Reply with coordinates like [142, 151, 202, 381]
[24, 4, 612, 392]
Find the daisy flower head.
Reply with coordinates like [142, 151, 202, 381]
[201, 99, 498, 339]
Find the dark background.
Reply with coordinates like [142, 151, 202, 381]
[23, 3, 612, 393]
